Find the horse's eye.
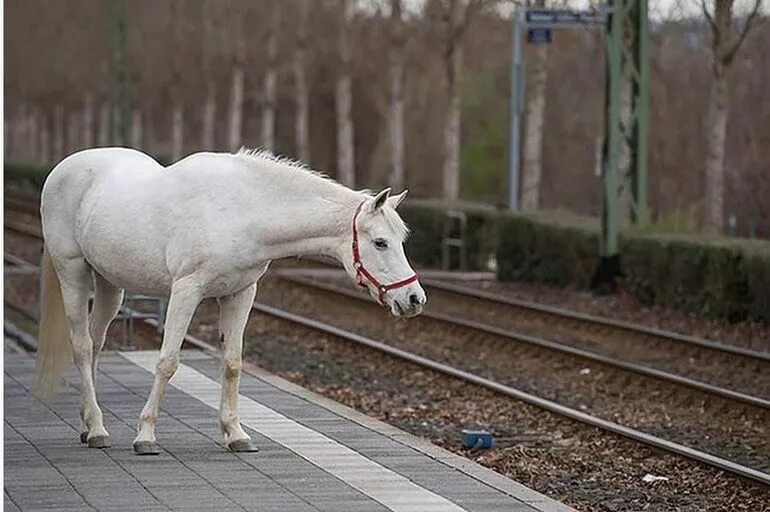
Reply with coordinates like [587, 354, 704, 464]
[373, 238, 388, 250]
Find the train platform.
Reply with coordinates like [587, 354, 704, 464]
[4, 343, 574, 512]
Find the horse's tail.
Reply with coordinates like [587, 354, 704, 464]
[32, 247, 71, 402]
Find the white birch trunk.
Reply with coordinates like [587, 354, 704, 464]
[171, 105, 184, 161]
[201, 0, 217, 151]
[521, 43, 549, 211]
[4, 115, 12, 160]
[336, 0, 355, 187]
[705, 61, 728, 233]
[83, 94, 95, 148]
[389, 0, 406, 191]
[228, 9, 246, 152]
[202, 86, 216, 150]
[39, 114, 50, 165]
[98, 102, 110, 146]
[131, 108, 143, 148]
[442, 42, 462, 201]
[28, 108, 40, 161]
[16, 104, 28, 161]
[53, 104, 65, 162]
[294, 0, 310, 163]
[228, 67, 244, 151]
[67, 110, 80, 154]
[262, 4, 279, 151]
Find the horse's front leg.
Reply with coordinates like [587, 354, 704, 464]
[217, 282, 258, 452]
[133, 276, 202, 455]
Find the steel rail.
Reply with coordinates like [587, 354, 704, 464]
[423, 278, 770, 362]
[271, 272, 770, 410]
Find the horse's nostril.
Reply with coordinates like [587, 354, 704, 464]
[409, 294, 421, 306]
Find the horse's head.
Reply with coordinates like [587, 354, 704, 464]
[342, 188, 426, 318]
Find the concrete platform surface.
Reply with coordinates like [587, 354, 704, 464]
[4, 346, 573, 512]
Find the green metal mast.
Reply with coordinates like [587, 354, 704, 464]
[594, 0, 649, 287]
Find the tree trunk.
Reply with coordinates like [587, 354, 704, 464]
[201, 0, 217, 151]
[131, 108, 143, 148]
[39, 113, 50, 165]
[53, 104, 65, 162]
[171, 105, 184, 161]
[521, 42, 549, 211]
[442, 0, 463, 201]
[228, 67, 244, 152]
[228, 9, 245, 152]
[336, 0, 355, 186]
[67, 110, 80, 154]
[83, 94, 94, 148]
[388, 0, 406, 191]
[294, 0, 310, 163]
[443, 38, 462, 200]
[16, 104, 28, 161]
[202, 86, 216, 150]
[262, 4, 279, 151]
[704, 60, 728, 233]
[98, 102, 110, 146]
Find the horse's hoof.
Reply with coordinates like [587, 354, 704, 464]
[87, 435, 110, 449]
[133, 441, 160, 455]
[79, 432, 88, 444]
[228, 439, 258, 453]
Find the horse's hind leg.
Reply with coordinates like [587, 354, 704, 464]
[56, 256, 111, 447]
[78, 274, 123, 443]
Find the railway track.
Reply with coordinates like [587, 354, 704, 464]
[5, 195, 770, 490]
[280, 260, 770, 395]
[5, 247, 770, 489]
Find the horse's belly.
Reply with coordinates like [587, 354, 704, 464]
[79, 224, 173, 295]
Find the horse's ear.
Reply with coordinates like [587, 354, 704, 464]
[387, 190, 408, 209]
[368, 188, 391, 213]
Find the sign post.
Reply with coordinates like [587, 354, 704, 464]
[508, 7, 608, 211]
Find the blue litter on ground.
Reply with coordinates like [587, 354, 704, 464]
[461, 429, 493, 449]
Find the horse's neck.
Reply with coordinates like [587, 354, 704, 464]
[254, 186, 360, 263]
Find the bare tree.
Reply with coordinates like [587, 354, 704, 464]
[389, 0, 407, 191]
[201, 0, 217, 150]
[39, 113, 51, 165]
[262, 2, 280, 151]
[700, 0, 762, 233]
[170, 0, 185, 161]
[336, 0, 355, 186]
[439, 0, 490, 200]
[520, 0, 549, 211]
[228, 2, 246, 151]
[131, 108, 143, 148]
[53, 104, 65, 161]
[67, 109, 80, 154]
[98, 101, 110, 147]
[83, 93, 95, 148]
[294, 0, 311, 163]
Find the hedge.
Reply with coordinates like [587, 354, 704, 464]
[400, 200, 769, 323]
[398, 199, 500, 271]
[4, 161, 50, 189]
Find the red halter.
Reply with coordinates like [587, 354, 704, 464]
[352, 201, 419, 305]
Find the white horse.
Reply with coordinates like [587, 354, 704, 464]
[33, 147, 426, 455]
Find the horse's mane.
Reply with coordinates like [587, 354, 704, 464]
[232, 147, 409, 240]
[232, 147, 336, 184]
